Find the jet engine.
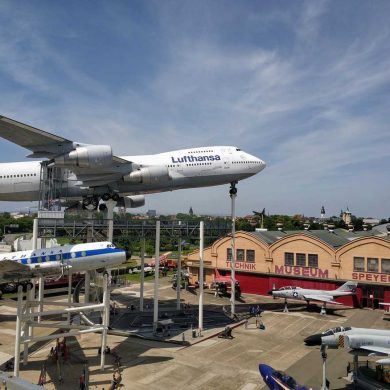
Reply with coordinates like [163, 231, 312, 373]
[123, 166, 171, 185]
[118, 195, 145, 208]
[55, 145, 113, 168]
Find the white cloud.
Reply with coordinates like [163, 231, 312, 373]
[0, 1, 389, 217]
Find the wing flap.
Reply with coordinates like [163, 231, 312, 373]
[303, 294, 342, 304]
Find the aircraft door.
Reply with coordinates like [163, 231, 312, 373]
[223, 155, 231, 169]
[177, 163, 184, 173]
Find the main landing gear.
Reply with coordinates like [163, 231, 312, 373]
[82, 193, 120, 211]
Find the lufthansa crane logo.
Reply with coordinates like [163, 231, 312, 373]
[293, 291, 298, 297]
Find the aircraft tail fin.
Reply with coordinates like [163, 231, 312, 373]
[336, 281, 357, 293]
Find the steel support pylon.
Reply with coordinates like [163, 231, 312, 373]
[176, 221, 182, 310]
[198, 221, 204, 333]
[153, 221, 160, 332]
[230, 183, 237, 316]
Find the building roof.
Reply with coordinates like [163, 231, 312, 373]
[250, 228, 386, 249]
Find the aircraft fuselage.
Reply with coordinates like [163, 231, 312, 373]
[0, 146, 266, 201]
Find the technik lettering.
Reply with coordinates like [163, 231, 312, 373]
[171, 155, 221, 163]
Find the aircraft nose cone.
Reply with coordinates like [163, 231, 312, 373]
[267, 290, 274, 295]
[258, 363, 272, 378]
[257, 158, 266, 172]
[304, 333, 322, 346]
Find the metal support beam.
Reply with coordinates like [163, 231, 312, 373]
[14, 285, 23, 377]
[176, 221, 182, 311]
[23, 285, 34, 366]
[230, 184, 237, 316]
[321, 345, 329, 390]
[153, 221, 160, 332]
[106, 200, 116, 242]
[37, 276, 44, 323]
[198, 221, 204, 333]
[67, 271, 72, 324]
[32, 218, 38, 250]
[84, 272, 90, 304]
[140, 235, 145, 312]
[22, 303, 105, 318]
[100, 273, 109, 370]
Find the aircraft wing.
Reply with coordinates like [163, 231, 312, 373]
[379, 303, 390, 306]
[0, 260, 32, 278]
[359, 345, 390, 356]
[302, 294, 342, 305]
[0, 115, 129, 167]
[0, 116, 74, 158]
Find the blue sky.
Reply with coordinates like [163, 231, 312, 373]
[0, 0, 389, 218]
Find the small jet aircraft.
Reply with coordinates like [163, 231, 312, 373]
[304, 326, 390, 347]
[268, 281, 357, 313]
[211, 268, 241, 298]
[304, 327, 390, 364]
[259, 364, 311, 390]
[0, 241, 126, 297]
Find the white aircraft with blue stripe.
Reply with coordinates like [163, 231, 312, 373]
[0, 241, 126, 286]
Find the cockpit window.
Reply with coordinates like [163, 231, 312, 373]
[274, 371, 297, 387]
[236, 148, 241, 151]
[323, 326, 351, 336]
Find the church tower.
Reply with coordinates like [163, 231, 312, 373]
[320, 205, 326, 221]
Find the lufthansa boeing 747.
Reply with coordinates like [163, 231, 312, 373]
[0, 116, 266, 209]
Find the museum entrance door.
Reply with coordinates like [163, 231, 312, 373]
[361, 285, 385, 309]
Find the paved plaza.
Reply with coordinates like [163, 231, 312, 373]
[0, 277, 389, 389]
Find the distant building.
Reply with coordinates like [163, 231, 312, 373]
[320, 206, 325, 221]
[189, 207, 194, 216]
[186, 227, 390, 308]
[146, 210, 157, 218]
[363, 218, 380, 226]
[341, 208, 352, 225]
[10, 212, 29, 220]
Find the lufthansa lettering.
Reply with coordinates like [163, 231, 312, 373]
[171, 155, 221, 163]
[274, 265, 329, 278]
[352, 272, 390, 283]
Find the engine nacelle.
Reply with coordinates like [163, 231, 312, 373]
[55, 145, 113, 168]
[123, 195, 145, 208]
[123, 166, 171, 185]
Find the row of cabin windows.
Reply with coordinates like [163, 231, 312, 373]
[2, 251, 88, 264]
[353, 257, 390, 274]
[188, 150, 213, 154]
[227, 248, 255, 262]
[0, 173, 38, 178]
[167, 163, 213, 168]
[284, 252, 319, 268]
[232, 161, 259, 164]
